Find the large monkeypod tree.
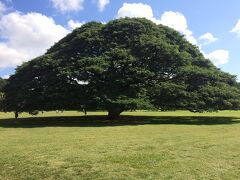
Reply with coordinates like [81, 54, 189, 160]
[2, 18, 240, 119]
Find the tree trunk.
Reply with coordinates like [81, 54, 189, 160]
[14, 111, 19, 119]
[107, 109, 122, 120]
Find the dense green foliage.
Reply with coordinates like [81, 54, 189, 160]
[2, 18, 240, 118]
[0, 78, 7, 102]
[0, 78, 7, 91]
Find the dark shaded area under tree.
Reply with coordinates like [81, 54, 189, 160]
[0, 115, 239, 128]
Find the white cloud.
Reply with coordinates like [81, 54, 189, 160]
[97, 0, 110, 12]
[160, 11, 187, 33]
[2, 74, 9, 79]
[0, 1, 7, 16]
[0, 43, 27, 68]
[205, 50, 229, 66]
[51, 0, 84, 13]
[159, 11, 197, 45]
[231, 19, 240, 37]
[68, 19, 84, 30]
[116, 3, 197, 45]
[117, 3, 155, 20]
[199, 32, 217, 45]
[0, 12, 69, 68]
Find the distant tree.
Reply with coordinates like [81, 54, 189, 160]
[2, 18, 240, 119]
[0, 78, 7, 113]
[0, 78, 7, 92]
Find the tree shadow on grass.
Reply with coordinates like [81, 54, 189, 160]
[0, 115, 239, 128]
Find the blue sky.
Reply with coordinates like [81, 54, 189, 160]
[0, 0, 240, 80]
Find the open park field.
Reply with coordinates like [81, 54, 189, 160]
[0, 111, 240, 179]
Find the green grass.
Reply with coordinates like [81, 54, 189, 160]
[0, 111, 240, 179]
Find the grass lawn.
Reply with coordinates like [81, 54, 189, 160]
[0, 111, 240, 179]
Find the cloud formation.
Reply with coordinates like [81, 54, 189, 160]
[205, 50, 229, 66]
[0, 1, 7, 16]
[0, 43, 27, 68]
[97, 0, 110, 12]
[68, 19, 84, 30]
[0, 12, 69, 68]
[159, 11, 197, 45]
[116, 3, 197, 45]
[117, 3, 155, 20]
[50, 0, 84, 13]
[199, 32, 218, 45]
[231, 19, 240, 37]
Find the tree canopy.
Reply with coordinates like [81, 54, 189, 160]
[2, 18, 240, 119]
